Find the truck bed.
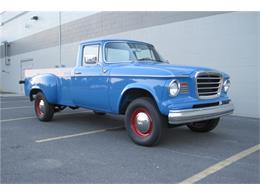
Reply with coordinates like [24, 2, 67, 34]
[25, 68, 73, 78]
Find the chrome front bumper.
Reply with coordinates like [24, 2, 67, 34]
[168, 102, 234, 124]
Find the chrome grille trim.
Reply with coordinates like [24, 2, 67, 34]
[195, 71, 223, 99]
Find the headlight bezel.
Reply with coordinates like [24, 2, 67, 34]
[223, 79, 231, 93]
[169, 79, 180, 97]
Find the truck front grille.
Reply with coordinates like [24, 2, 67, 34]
[196, 72, 223, 99]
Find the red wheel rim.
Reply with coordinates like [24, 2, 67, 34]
[35, 98, 45, 117]
[130, 107, 153, 138]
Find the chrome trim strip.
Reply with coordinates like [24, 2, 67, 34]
[196, 77, 222, 80]
[198, 91, 220, 94]
[168, 102, 234, 124]
[198, 86, 219, 89]
[199, 82, 222, 84]
[72, 74, 190, 78]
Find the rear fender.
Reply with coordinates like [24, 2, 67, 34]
[28, 74, 59, 104]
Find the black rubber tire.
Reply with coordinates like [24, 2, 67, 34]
[125, 97, 163, 146]
[34, 92, 54, 122]
[187, 118, 220, 133]
[93, 111, 106, 116]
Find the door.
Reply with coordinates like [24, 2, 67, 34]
[20, 59, 33, 95]
[71, 44, 110, 111]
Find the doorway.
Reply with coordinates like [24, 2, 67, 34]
[20, 59, 33, 94]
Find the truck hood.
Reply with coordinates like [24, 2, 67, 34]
[143, 63, 210, 76]
[110, 62, 219, 77]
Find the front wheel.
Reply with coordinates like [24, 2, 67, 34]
[125, 97, 163, 146]
[34, 92, 54, 121]
[187, 118, 220, 133]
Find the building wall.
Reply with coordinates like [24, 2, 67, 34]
[0, 11, 97, 42]
[0, 11, 259, 118]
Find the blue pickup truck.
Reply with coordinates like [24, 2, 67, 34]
[20, 39, 234, 146]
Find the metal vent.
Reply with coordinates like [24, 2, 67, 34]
[2, 41, 10, 65]
[196, 72, 223, 99]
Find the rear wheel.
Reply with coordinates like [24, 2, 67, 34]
[34, 92, 54, 121]
[187, 118, 220, 132]
[125, 97, 163, 146]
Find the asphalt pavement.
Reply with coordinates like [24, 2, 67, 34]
[1, 96, 259, 183]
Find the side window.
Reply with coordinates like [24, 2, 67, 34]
[83, 45, 99, 66]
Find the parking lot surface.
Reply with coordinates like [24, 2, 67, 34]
[1, 96, 259, 183]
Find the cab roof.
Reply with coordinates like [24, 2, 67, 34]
[80, 38, 151, 45]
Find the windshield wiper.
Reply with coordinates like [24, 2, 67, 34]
[138, 58, 165, 63]
[138, 58, 154, 61]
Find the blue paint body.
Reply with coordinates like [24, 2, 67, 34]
[23, 39, 231, 116]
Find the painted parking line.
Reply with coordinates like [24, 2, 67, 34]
[0, 106, 32, 110]
[0, 95, 25, 100]
[180, 144, 260, 184]
[0, 111, 91, 123]
[0, 100, 30, 103]
[1, 116, 37, 122]
[0, 98, 27, 101]
[0, 96, 27, 99]
[35, 126, 124, 143]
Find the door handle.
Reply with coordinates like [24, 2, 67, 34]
[102, 69, 108, 73]
[74, 71, 82, 75]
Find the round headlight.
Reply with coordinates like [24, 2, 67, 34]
[223, 79, 231, 93]
[169, 80, 180, 96]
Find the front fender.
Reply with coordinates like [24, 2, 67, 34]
[28, 74, 59, 104]
[117, 81, 166, 113]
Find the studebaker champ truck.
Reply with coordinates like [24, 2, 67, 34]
[20, 39, 234, 146]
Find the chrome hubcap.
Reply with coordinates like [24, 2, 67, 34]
[39, 100, 45, 113]
[135, 112, 151, 133]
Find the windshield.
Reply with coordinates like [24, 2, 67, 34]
[104, 42, 165, 63]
